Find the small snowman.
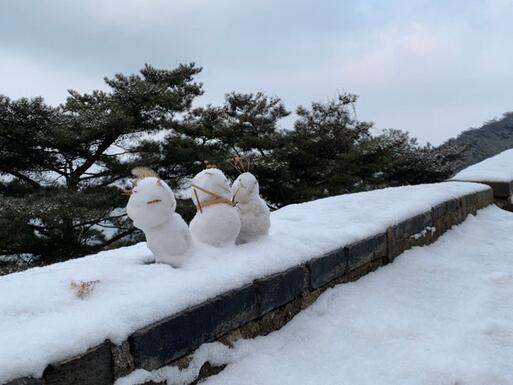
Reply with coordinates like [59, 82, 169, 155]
[190, 167, 241, 247]
[230, 159, 271, 243]
[126, 168, 191, 267]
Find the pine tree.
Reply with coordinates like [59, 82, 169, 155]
[0, 64, 202, 265]
[365, 129, 466, 187]
[274, 94, 376, 204]
[156, 92, 290, 210]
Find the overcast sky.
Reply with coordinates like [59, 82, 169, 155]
[1, 0, 512, 144]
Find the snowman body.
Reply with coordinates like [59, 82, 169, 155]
[190, 168, 241, 247]
[127, 177, 191, 267]
[231, 172, 271, 243]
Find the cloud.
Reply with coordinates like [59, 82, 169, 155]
[1, 0, 513, 144]
[0, 49, 105, 105]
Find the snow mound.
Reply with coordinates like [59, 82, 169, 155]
[0, 182, 488, 383]
[452, 148, 513, 183]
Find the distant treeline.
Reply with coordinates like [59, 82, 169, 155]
[0, 64, 487, 271]
[444, 112, 513, 171]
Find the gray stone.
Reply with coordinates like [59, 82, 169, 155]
[446, 198, 460, 213]
[477, 188, 494, 208]
[111, 341, 135, 379]
[432, 197, 461, 220]
[191, 362, 227, 385]
[307, 247, 346, 290]
[254, 265, 304, 315]
[43, 341, 113, 385]
[345, 233, 386, 271]
[391, 211, 432, 239]
[130, 284, 259, 370]
[461, 193, 479, 213]
[432, 201, 448, 220]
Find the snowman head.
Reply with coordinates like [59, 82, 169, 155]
[191, 168, 231, 206]
[127, 177, 176, 229]
[231, 172, 259, 204]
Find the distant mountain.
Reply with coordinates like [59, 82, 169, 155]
[444, 112, 513, 171]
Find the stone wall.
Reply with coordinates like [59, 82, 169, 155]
[6, 187, 494, 385]
[474, 180, 513, 211]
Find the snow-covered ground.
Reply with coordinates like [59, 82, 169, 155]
[0, 182, 488, 383]
[119, 206, 513, 385]
[452, 149, 513, 182]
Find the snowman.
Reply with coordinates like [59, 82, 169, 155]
[189, 167, 241, 246]
[126, 168, 191, 267]
[231, 171, 271, 243]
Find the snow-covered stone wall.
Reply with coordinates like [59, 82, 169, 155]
[2, 183, 495, 385]
[452, 149, 513, 203]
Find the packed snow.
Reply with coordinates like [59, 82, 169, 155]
[452, 148, 513, 183]
[231, 172, 271, 243]
[118, 206, 513, 385]
[127, 176, 191, 267]
[0, 182, 488, 383]
[190, 168, 241, 246]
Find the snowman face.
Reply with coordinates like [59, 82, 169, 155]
[231, 172, 259, 203]
[191, 168, 231, 205]
[127, 177, 176, 229]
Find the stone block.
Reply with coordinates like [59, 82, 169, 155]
[477, 188, 494, 208]
[186, 284, 259, 344]
[345, 233, 386, 272]
[254, 265, 304, 315]
[461, 193, 479, 215]
[43, 341, 113, 385]
[307, 247, 346, 290]
[463, 192, 478, 208]
[111, 341, 135, 379]
[129, 307, 190, 370]
[485, 181, 513, 198]
[432, 201, 447, 220]
[446, 198, 460, 213]
[391, 211, 432, 239]
[503, 203, 513, 212]
[130, 284, 258, 370]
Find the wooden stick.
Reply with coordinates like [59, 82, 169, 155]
[194, 188, 202, 213]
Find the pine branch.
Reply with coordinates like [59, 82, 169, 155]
[70, 134, 118, 181]
[97, 228, 135, 249]
[7, 171, 41, 189]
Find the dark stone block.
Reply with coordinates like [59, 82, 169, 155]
[43, 341, 113, 385]
[5, 378, 43, 385]
[391, 211, 432, 239]
[307, 247, 346, 290]
[186, 284, 259, 344]
[445, 198, 460, 213]
[130, 284, 259, 370]
[503, 203, 513, 212]
[485, 181, 513, 198]
[345, 233, 386, 271]
[130, 309, 191, 370]
[254, 265, 304, 315]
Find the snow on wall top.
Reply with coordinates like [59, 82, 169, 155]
[0, 182, 488, 383]
[452, 148, 513, 183]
